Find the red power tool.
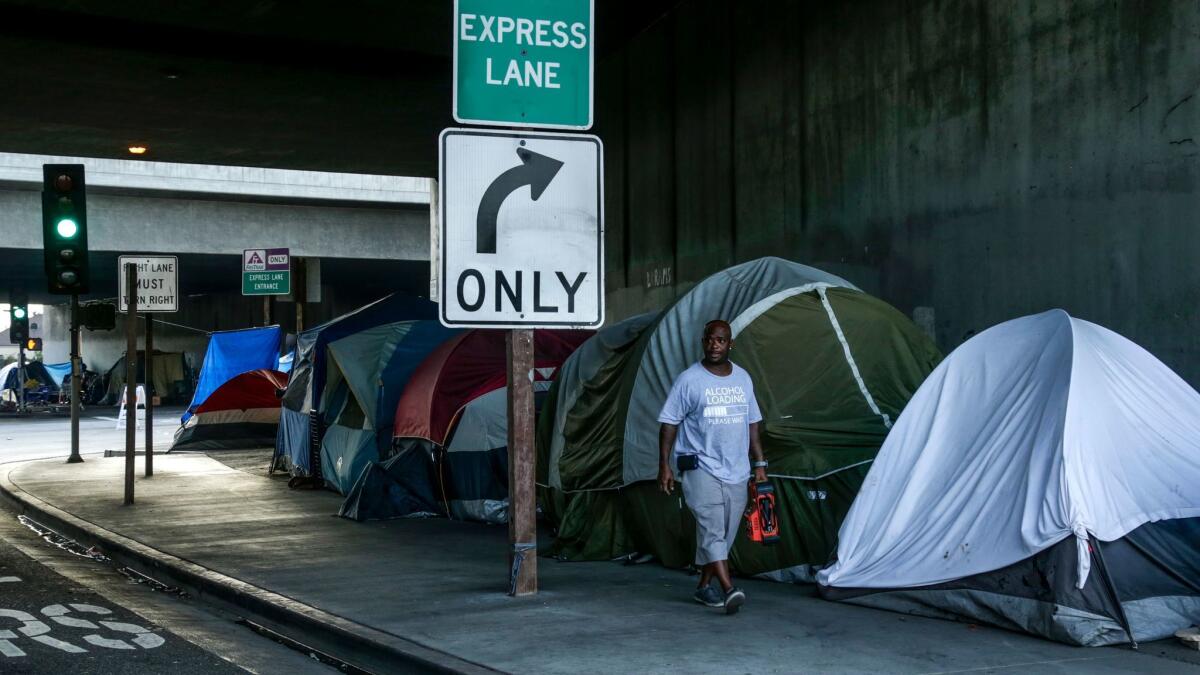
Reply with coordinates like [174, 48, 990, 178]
[746, 481, 781, 545]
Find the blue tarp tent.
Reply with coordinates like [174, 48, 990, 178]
[0, 361, 57, 395]
[1, 361, 62, 407]
[274, 295, 439, 477]
[43, 362, 72, 388]
[184, 326, 282, 422]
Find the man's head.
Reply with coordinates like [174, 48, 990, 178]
[701, 320, 733, 365]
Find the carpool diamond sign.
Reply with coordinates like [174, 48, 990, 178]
[453, 0, 593, 129]
[242, 248, 291, 295]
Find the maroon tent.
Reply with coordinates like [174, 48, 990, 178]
[393, 329, 591, 446]
[390, 329, 592, 522]
[170, 369, 288, 451]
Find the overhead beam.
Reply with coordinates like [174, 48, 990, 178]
[0, 153, 431, 205]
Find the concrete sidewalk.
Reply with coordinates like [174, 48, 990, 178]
[1, 453, 1196, 674]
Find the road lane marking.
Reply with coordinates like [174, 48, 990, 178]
[101, 619, 166, 648]
[84, 634, 135, 649]
[134, 633, 165, 649]
[0, 602, 166, 656]
[51, 615, 98, 629]
[0, 630, 23, 657]
[69, 603, 111, 615]
[31, 635, 87, 653]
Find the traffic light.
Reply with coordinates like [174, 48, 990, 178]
[9, 304, 29, 343]
[42, 164, 89, 295]
[24, 337, 42, 351]
[80, 302, 116, 331]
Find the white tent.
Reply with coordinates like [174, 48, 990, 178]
[818, 310, 1200, 645]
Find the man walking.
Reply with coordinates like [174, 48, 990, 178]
[658, 319, 768, 614]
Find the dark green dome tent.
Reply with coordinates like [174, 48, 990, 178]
[537, 257, 941, 579]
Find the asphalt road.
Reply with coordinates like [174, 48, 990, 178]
[0, 414, 354, 675]
[0, 523, 244, 674]
[0, 406, 181, 463]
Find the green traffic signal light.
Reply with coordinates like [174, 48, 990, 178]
[8, 305, 29, 345]
[42, 164, 89, 294]
[56, 218, 79, 238]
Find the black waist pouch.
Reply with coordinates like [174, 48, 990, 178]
[676, 454, 699, 473]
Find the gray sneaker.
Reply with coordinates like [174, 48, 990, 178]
[724, 587, 746, 615]
[693, 584, 724, 607]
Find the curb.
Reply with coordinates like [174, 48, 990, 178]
[0, 461, 501, 675]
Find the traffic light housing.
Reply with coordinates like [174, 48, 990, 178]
[9, 304, 29, 344]
[25, 337, 43, 351]
[80, 302, 116, 331]
[42, 164, 90, 294]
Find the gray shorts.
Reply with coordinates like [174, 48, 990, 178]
[681, 468, 748, 565]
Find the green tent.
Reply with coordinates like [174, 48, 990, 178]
[537, 257, 942, 578]
[318, 320, 457, 495]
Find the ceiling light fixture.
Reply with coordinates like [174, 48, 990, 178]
[128, 145, 148, 155]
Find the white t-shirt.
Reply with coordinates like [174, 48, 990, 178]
[657, 362, 763, 484]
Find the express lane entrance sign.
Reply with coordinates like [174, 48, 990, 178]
[439, 128, 603, 328]
[242, 248, 291, 295]
[454, 0, 593, 129]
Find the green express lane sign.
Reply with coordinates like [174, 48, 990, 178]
[454, 0, 593, 130]
[242, 247, 291, 296]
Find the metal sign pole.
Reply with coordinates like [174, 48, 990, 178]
[506, 328, 537, 595]
[144, 314, 153, 478]
[294, 256, 306, 333]
[16, 343, 25, 414]
[67, 294, 83, 463]
[124, 263, 138, 505]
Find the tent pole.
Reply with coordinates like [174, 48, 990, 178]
[1091, 535, 1137, 649]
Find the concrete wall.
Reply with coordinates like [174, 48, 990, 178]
[597, 0, 1200, 384]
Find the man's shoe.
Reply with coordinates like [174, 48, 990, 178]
[724, 587, 746, 615]
[693, 585, 724, 607]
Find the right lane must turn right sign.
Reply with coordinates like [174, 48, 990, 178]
[438, 127, 604, 329]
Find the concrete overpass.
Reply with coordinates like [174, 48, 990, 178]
[0, 152, 431, 301]
[1, 152, 433, 371]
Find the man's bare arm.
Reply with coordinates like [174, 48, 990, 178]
[749, 422, 767, 483]
[658, 423, 678, 494]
